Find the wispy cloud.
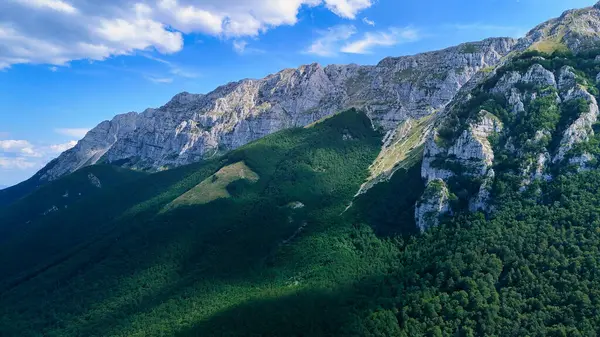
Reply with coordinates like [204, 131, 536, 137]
[341, 27, 421, 54]
[306, 25, 358, 57]
[233, 40, 248, 54]
[141, 53, 200, 79]
[448, 23, 526, 38]
[0, 157, 38, 170]
[55, 128, 90, 138]
[362, 17, 375, 26]
[232, 40, 265, 55]
[49, 66, 58, 72]
[146, 76, 174, 84]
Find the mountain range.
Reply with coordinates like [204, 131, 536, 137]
[4, 2, 600, 336]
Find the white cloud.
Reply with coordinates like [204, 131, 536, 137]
[342, 27, 420, 54]
[232, 40, 265, 55]
[0, 0, 374, 69]
[0, 139, 77, 171]
[0, 157, 37, 170]
[233, 40, 248, 54]
[141, 53, 200, 79]
[306, 25, 357, 57]
[324, 0, 373, 19]
[362, 17, 375, 26]
[49, 66, 58, 72]
[0, 140, 35, 154]
[55, 128, 90, 138]
[146, 76, 174, 83]
[14, 0, 78, 14]
[49, 140, 78, 153]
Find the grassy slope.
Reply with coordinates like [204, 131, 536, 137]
[0, 109, 398, 337]
[167, 161, 259, 208]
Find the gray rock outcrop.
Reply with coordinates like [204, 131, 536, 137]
[417, 112, 502, 226]
[554, 66, 599, 164]
[415, 179, 451, 232]
[37, 38, 516, 181]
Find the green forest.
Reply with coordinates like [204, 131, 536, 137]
[3, 49, 600, 337]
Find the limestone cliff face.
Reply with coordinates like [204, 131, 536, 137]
[415, 179, 450, 232]
[38, 38, 516, 181]
[417, 54, 600, 229]
[554, 66, 599, 164]
[417, 113, 502, 229]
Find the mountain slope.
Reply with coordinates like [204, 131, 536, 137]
[0, 109, 393, 336]
[16, 1, 600, 204]
[6, 2, 600, 336]
[416, 47, 600, 229]
[0, 165, 146, 235]
[36, 38, 515, 184]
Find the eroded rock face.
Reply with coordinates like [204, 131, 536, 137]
[37, 38, 516, 181]
[415, 179, 451, 232]
[554, 66, 599, 164]
[521, 152, 552, 191]
[417, 112, 503, 226]
[492, 64, 559, 115]
[522, 64, 557, 88]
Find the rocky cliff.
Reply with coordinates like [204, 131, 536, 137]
[410, 1, 600, 231]
[38, 38, 516, 182]
[416, 51, 600, 231]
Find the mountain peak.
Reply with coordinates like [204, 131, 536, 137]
[521, 3, 600, 53]
[165, 92, 204, 107]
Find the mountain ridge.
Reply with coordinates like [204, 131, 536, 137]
[5, 2, 600, 208]
[35, 37, 516, 182]
[5, 2, 600, 336]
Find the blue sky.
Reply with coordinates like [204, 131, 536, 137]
[0, 0, 597, 186]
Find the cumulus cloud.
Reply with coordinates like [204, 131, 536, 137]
[324, 0, 372, 19]
[0, 0, 374, 69]
[0, 139, 78, 171]
[341, 27, 421, 54]
[306, 25, 357, 57]
[0, 140, 36, 155]
[49, 140, 78, 153]
[55, 128, 90, 138]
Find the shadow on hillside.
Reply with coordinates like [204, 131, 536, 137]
[351, 161, 424, 237]
[0, 112, 391, 336]
[173, 274, 397, 337]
